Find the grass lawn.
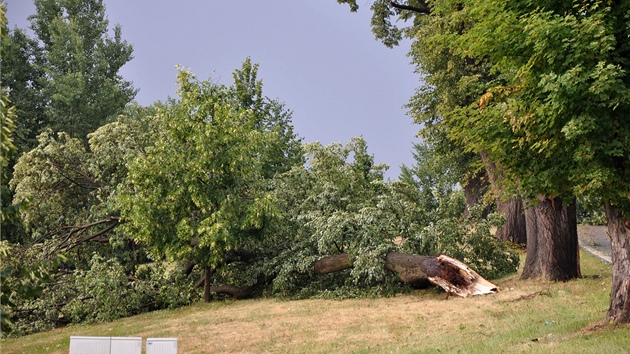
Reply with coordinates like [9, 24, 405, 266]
[2, 250, 629, 353]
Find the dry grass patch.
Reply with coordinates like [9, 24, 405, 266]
[2, 251, 629, 353]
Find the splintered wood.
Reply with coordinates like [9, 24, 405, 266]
[427, 255, 498, 297]
[313, 252, 498, 298]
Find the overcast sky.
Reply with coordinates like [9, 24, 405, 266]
[6, 1, 421, 179]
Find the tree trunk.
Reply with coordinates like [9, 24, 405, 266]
[209, 285, 257, 299]
[314, 252, 498, 297]
[479, 151, 527, 244]
[495, 198, 527, 244]
[462, 169, 492, 219]
[604, 203, 630, 324]
[521, 196, 580, 281]
[203, 266, 214, 303]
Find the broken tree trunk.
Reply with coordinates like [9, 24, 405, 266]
[209, 285, 257, 299]
[314, 252, 498, 297]
[207, 274, 270, 300]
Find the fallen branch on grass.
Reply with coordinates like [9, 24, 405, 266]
[314, 252, 498, 298]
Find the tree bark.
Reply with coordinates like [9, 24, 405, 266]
[604, 203, 630, 323]
[496, 198, 527, 244]
[314, 252, 498, 297]
[521, 196, 580, 281]
[479, 151, 527, 244]
[209, 285, 257, 299]
[313, 253, 351, 274]
[462, 169, 492, 219]
[203, 266, 215, 303]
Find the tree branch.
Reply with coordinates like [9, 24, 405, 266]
[390, 1, 431, 15]
[20, 216, 121, 258]
[48, 157, 102, 190]
[64, 220, 119, 252]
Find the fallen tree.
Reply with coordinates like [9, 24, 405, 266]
[315, 252, 498, 298]
[209, 252, 498, 299]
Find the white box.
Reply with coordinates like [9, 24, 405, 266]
[110, 337, 142, 354]
[146, 338, 178, 354]
[69, 336, 111, 354]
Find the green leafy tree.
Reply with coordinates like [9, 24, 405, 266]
[9, 103, 154, 262]
[118, 60, 303, 302]
[406, 0, 578, 280]
[336, 1, 531, 244]
[25, 0, 136, 140]
[2, 0, 136, 243]
[4, 106, 185, 336]
[0, 9, 18, 228]
[0, 26, 45, 154]
[450, 0, 630, 323]
[341, 2, 600, 286]
[11, 130, 97, 238]
[269, 138, 400, 297]
[1, 3, 29, 331]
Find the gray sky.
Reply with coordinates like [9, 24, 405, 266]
[5, 1, 420, 179]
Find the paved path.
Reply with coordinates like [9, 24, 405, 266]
[577, 224, 611, 264]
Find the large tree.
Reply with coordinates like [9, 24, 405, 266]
[24, 0, 136, 140]
[450, 0, 630, 322]
[118, 60, 303, 302]
[0, 26, 45, 154]
[337, 2, 593, 282]
[2, 0, 136, 242]
[336, 0, 529, 244]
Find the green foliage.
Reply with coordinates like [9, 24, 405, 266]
[335, 0, 424, 47]
[449, 0, 630, 211]
[0, 241, 60, 335]
[0, 26, 45, 154]
[65, 255, 141, 324]
[400, 141, 468, 212]
[22, 0, 137, 140]
[9, 104, 153, 239]
[63, 256, 195, 325]
[0, 87, 20, 225]
[403, 208, 519, 279]
[119, 59, 303, 270]
[341, 0, 630, 216]
[10, 130, 96, 238]
[577, 198, 607, 226]
[269, 138, 518, 298]
[337, 1, 494, 204]
[4, 251, 194, 337]
[0, 2, 25, 235]
[268, 138, 393, 297]
[4, 107, 161, 335]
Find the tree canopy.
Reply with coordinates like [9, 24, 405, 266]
[2, 0, 136, 143]
[337, 0, 630, 322]
[118, 59, 304, 282]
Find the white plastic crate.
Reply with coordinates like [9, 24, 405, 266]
[146, 338, 178, 354]
[69, 336, 110, 354]
[110, 337, 142, 354]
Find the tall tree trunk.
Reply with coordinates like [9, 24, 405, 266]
[479, 151, 527, 244]
[604, 203, 630, 324]
[495, 198, 527, 244]
[462, 168, 492, 219]
[521, 196, 580, 281]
